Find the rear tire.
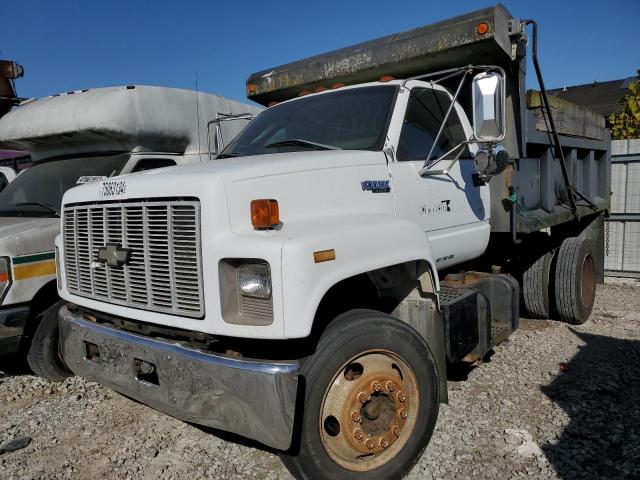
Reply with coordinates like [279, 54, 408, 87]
[553, 237, 596, 325]
[280, 310, 439, 480]
[522, 250, 555, 319]
[27, 300, 72, 382]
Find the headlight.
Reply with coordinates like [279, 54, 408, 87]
[0, 256, 11, 302]
[238, 263, 272, 300]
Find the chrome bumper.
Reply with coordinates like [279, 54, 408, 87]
[58, 305, 299, 450]
[0, 306, 30, 354]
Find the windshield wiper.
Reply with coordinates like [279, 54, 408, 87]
[265, 138, 341, 151]
[216, 153, 240, 159]
[15, 202, 59, 217]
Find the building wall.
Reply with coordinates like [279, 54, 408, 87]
[605, 139, 640, 277]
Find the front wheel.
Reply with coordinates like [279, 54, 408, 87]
[26, 300, 73, 382]
[281, 310, 439, 480]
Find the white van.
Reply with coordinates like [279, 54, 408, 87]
[0, 85, 261, 379]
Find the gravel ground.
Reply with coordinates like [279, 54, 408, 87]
[1, 282, 639, 480]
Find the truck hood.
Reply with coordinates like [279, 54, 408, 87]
[62, 150, 395, 235]
[0, 217, 59, 257]
[137, 149, 384, 180]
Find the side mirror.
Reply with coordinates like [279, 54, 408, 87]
[472, 70, 506, 143]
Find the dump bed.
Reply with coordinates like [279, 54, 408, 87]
[0, 85, 263, 161]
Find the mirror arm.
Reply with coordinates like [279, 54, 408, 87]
[207, 113, 255, 159]
[422, 68, 472, 170]
[419, 139, 469, 176]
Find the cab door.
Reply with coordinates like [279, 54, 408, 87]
[387, 84, 490, 269]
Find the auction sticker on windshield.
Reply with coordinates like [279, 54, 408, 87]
[77, 176, 107, 184]
[99, 180, 127, 197]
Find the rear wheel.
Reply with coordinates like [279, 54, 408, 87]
[280, 310, 439, 480]
[522, 250, 555, 319]
[553, 237, 596, 324]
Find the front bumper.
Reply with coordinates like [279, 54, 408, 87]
[58, 305, 300, 450]
[0, 305, 30, 354]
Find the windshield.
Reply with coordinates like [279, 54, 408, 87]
[220, 85, 398, 158]
[0, 153, 130, 217]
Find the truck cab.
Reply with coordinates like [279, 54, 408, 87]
[0, 85, 261, 370]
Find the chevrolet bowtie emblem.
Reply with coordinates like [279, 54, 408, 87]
[97, 244, 131, 268]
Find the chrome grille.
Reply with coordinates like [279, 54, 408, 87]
[63, 200, 203, 318]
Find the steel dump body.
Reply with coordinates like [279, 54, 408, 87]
[246, 5, 514, 105]
[246, 3, 611, 239]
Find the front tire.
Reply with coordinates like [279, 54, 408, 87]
[281, 310, 439, 480]
[26, 300, 72, 382]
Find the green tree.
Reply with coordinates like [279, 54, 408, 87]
[609, 69, 640, 140]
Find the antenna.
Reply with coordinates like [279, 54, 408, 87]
[194, 70, 202, 155]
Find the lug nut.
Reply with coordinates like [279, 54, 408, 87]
[393, 426, 401, 437]
[357, 392, 369, 404]
[365, 438, 375, 450]
[399, 409, 408, 419]
[354, 429, 364, 440]
[371, 382, 382, 392]
[352, 411, 361, 422]
[396, 391, 407, 403]
[386, 381, 396, 392]
[380, 438, 390, 448]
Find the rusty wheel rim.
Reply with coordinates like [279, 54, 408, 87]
[319, 349, 419, 472]
[581, 254, 596, 308]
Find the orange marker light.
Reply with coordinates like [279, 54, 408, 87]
[379, 75, 395, 82]
[314, 249, 336, 263]
[476, 21, 490, 35]
[314, 86, 328, 93]
[251, 199, 279, 229]
[268, 101, 280, 108]
[0, 272, 7, 282]
[247, 83, 257, 94]
[298, 90, 311, 97]
[331, 83, 345, 89]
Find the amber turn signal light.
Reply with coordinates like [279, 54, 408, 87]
[251, 199, 279, 229]
[313, 249, 336, 263]
[476, 21, 490, 35]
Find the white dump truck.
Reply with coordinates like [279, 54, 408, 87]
[55, 6, 610, 479]
[0, 85, 261, 379]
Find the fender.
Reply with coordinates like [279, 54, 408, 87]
[280, 213, 439, 338]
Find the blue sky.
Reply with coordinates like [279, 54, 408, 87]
[1, 1, 638, 104]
